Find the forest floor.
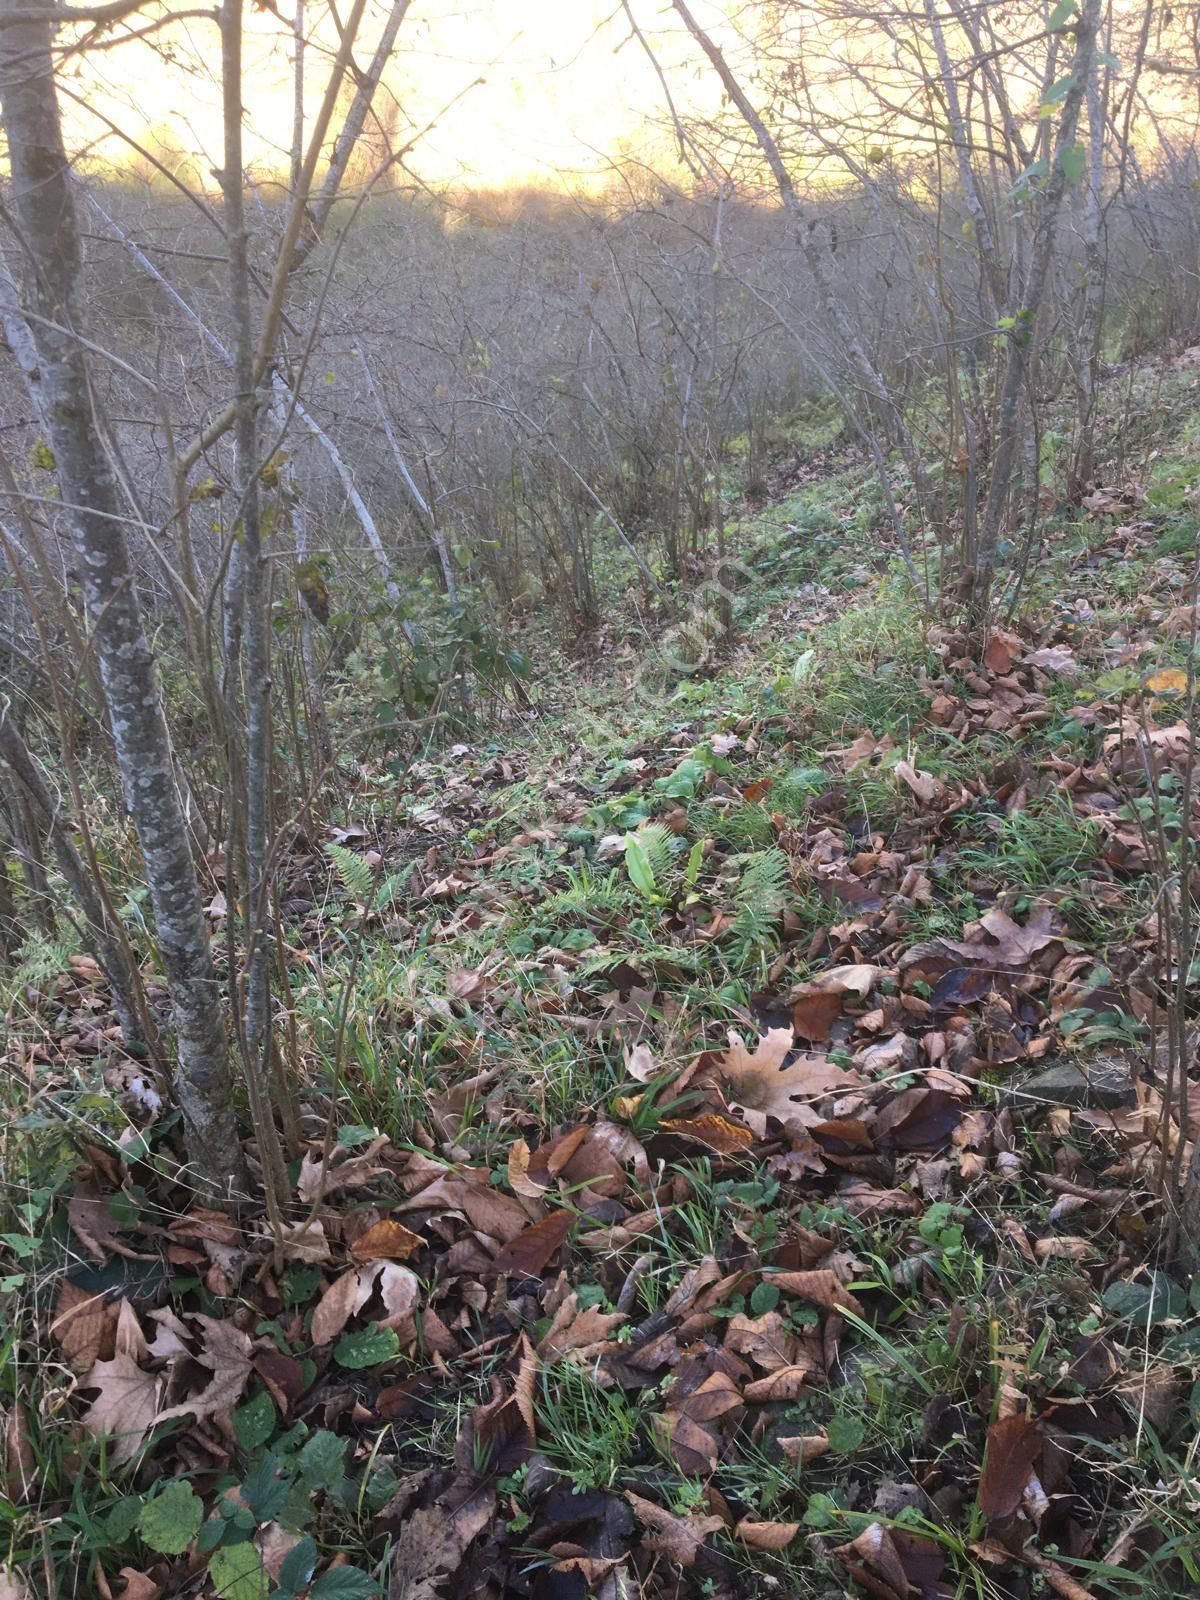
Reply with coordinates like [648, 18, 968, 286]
[5, 355, 1200, 1600]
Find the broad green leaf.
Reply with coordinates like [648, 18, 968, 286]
[826, 1413, 866, 1453]
[336, 1123, 379, 1149]
[240, 1452, 291, 1521]
[235, 1390, 277, 1452]
[104, 1494, 145, 1543]
[1048, 0, 1077, 26]
[749, 1282, 781, 1315]
[1102, 1274, 1187, 1325]
[333, 1325, 401, 1370]
[209, 1541, 268, 1600]
[1060, 142, 1087, 184]
[623, 833, 658, 900]
[683, 838, 704, 889]
[137, 1479, 203, 1555]
[281, 1264, 323, 1307]
[278, 1533, 319, 1593]
[298, 1429, 347, 1491]
[309, 1569, 381, 1598]
[1043, 70, 1077, 104]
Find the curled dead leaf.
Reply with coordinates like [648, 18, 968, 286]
[735, 1517, 800, 1551]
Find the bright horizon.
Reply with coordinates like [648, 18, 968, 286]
[64, 0, 742, 194]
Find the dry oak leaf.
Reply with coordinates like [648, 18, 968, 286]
[719, 1029, 859, 1136]
[624, 1043, 659, 1083]
[800, 963, 882, 997]
[983, 630, 1022, 673]
[351, 1219, 423, 1263]
[743, 1365, 814, 1403]
[296, 1134, 389, 1204]
[978, 1411, 1042, 1521]
[114, 1570, 160, 1600]
[735, 1518, 800, 1551]
[79, 1353, 162, 1465]
[724, 1312, 798, 1373]
[790, 990, 844, 1043]
[625, 1493, 724, 1566]
[3, 1403, 34, 1503]
[68, 1183, 144, 1264]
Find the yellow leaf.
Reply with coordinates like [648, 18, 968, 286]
[1147, 669, 1188, 695]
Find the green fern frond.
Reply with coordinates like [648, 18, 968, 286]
[638, 822, 676, 880]
[5, 931, 78, 1000]
[726, 848, 789, 970]
[327, 842, 375, 903]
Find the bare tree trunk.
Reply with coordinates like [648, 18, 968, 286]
[1068, 52, 1109, 497]
[220, 0, 289, 1210]
[968, 0, 1099, 626]
[0, 0, 246, 1197]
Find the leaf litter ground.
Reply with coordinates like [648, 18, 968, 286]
[7, 390, 1200, 1600]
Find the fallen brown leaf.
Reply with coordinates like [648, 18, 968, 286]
[79, 1354, 162, 1466]
[978, 1411, 1042, 1521]
[351, 1219, 424, 1263]
[626, 1493, 723, 1566]
[489, 1210, 574, 1277]
[735, 1518, 799, 1550]
[719, 1029, 859, 1136]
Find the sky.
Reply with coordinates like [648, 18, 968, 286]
[66, 0, 740, 192]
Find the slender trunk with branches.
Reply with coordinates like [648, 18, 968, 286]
[0, 0, 246, 1196]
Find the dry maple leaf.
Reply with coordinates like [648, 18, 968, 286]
[625, 1493, 724, 1566]
[156, 1314, 252, 1426]
[79, 1353, 162, 1465]
[719, 1029, 859, 1136]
